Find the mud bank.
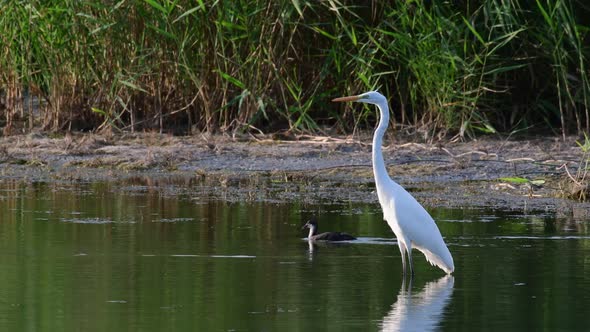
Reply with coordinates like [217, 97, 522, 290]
[0, 132, 589, 218]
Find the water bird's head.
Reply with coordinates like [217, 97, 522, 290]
[301, 216, 318, 231]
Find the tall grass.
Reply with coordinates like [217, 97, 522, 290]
[1, 0, 589, 138]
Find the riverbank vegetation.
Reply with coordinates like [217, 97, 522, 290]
[1, 0, 590, 139]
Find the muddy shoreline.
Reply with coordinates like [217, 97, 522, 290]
[1, 132, 589, 218]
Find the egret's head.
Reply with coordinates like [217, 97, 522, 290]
[332, 91, 386, 105]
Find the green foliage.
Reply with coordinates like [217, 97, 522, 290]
[0, 0, 589, 136]
[499, 177, 545, 186]
[499, 177, 531, 184]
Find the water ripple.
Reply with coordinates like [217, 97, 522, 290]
[60, 217, 114, 224]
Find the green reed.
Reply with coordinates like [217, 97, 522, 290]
[0, 0, 589, 137]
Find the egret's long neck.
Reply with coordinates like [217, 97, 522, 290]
[372, 102, 391, 186]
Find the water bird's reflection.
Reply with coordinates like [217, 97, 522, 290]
[305, 239, 356, 261]
[304, 237, 397, 261]
[380, 275, 454, 332]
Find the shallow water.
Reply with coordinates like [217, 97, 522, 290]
[0, 180, 589, 331]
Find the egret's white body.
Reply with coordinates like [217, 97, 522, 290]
[333, 91, 454, 275]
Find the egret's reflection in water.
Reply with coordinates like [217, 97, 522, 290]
[380, 275, 454, 332]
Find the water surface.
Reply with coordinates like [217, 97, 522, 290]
[0, 180, 589, 331]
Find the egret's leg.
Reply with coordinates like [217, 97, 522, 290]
[400, 274, 407, 293]
[407, 249, 414, 276]
[398, 243, 407, 275]
[406, 242, 414, 276]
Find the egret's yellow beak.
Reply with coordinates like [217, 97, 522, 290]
[332, 95, 361, 102]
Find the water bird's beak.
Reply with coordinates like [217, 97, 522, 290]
[332, 95, 361, 102]
[301, 222, 310, 230]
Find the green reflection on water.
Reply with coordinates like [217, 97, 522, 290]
[0, 179, 589, 331]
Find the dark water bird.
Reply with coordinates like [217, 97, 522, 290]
[333, 91, 454, 276]
[301, 217, 356, 241]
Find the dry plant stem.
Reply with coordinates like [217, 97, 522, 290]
[558, 163, 582, 186]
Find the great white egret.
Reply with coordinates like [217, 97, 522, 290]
[333, 91, 454, 275]
[301, 216, 356, 241]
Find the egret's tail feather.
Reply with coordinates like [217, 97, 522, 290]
[416, 246, 454, 274]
